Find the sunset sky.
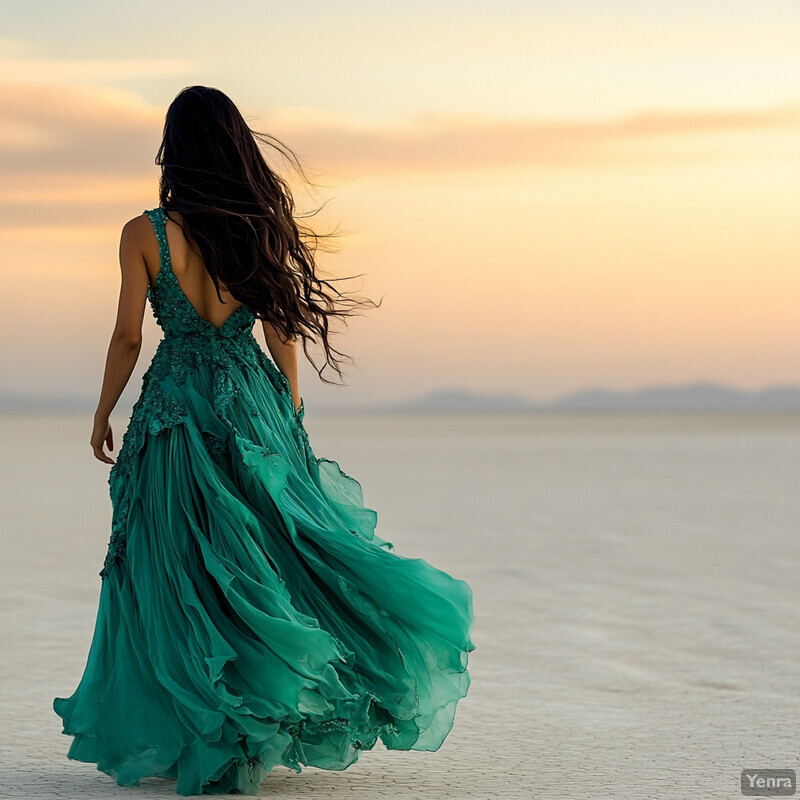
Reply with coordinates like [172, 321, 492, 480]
[2, 1, 800, 410]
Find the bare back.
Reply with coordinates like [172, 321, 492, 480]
[143, 210, 245, 331]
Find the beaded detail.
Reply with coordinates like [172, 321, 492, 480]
[99, 207, 313, 579]
[201, 430, 229, 465]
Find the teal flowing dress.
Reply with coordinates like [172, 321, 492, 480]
[52, 207, 476, 796]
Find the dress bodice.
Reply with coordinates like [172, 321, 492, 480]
[137, 207, 299, 427]
[145, 207, 257, 341]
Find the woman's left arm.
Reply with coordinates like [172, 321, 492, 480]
[91, 217, 150, 464]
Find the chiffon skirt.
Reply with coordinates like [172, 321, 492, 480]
[53, 353, 476, 795]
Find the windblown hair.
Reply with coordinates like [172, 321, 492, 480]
[155, 85, 381, 385]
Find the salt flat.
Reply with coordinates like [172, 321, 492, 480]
[2, 411, 799, 799]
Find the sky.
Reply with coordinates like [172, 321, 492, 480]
[1, 0, 800, 410]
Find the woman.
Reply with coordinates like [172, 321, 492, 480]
[52, 86, 476, 796]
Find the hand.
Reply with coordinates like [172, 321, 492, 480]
[294, 396, 302, 413]
[91, 416, 115, 464]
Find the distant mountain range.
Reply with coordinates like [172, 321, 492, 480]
[5, 381, 800, 414]
[388, 382, 800, 412]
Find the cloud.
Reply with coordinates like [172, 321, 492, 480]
[2, 79, 800, 231]
[271, 103, 800, 173]
[0, 82, 162, 177]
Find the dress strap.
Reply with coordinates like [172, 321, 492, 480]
[144, 207, 172, 280]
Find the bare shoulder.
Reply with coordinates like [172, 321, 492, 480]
[120, 212, 154, 242]
[117, 214, 160, 269]
[117, 214, 160, 285]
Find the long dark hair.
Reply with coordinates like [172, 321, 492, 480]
[155, 85, 381, 385]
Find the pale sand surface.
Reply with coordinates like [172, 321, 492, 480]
[1, 411, 799, 799]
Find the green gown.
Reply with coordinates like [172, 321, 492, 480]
[52, 207, 476, 796]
